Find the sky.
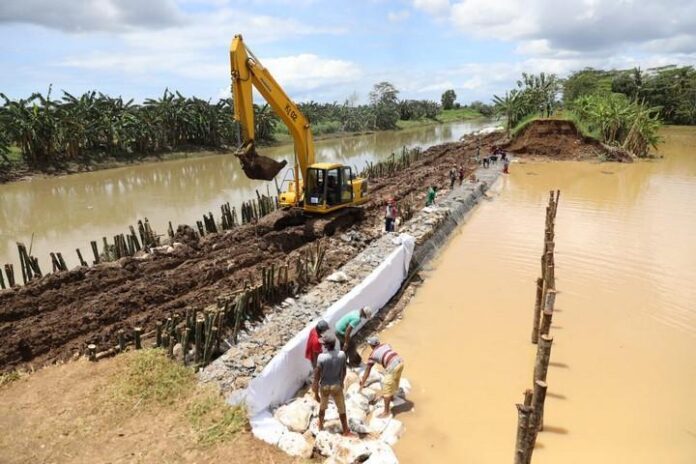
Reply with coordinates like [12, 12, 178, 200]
[1, 0, 695, 105]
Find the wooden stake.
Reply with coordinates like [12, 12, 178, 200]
[533, 335, 554, 384]
[524, 389, 533, 407]
[87, 344, 97, 362]
[0, 268, 5, 289]
[539, 290, 557, 337]
[134, 327, 142, 350]
[514, 404, 532, 464]
[530, 379, 548, 435]
[155, 321, 163, 347]
[531, 277, 544, 344]
[118, 329, 126, 352]
[76, 248, 88, 267]
[90, 241, 100, 264]
[4, 264, 15, 288]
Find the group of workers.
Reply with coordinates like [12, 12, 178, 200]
[304, 306, 405, 436]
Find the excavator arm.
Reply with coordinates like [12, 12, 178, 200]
[230, 34, 315, 184]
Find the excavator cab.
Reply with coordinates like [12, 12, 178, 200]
[304, 164, 368, 213]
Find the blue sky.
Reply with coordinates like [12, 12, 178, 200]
[1, 0, 695, 104]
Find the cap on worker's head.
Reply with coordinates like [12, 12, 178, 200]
[361, 306, 374, 319]
[367, 336, 380, 347]
[321, 331, 337, 348]
[316, 319, 329, 334]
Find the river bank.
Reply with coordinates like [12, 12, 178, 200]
[0, 112, 486, 185]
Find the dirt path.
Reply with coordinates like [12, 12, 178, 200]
[1, 134, 501, 373]
[0, 352, 303, 464]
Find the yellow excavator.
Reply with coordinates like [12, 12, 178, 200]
[230, 34, 369, 215]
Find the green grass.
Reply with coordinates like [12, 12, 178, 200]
[110, 349, 195, 407]
[510, 113, 543, 137]
[105, 349, 247, 446]
[187, 387, 247, 445]
[437, 107, 483, 122]
[0, 371, 23, 388]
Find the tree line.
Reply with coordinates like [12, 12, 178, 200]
[0, 82, 454, 169]
[491, 65, 696, 157]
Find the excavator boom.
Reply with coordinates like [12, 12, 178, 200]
[230, 35, 314, 181]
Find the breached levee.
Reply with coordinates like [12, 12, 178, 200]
[200, 158, 505, 462]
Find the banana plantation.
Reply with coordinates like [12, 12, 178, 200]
[0, 88, 258, 168]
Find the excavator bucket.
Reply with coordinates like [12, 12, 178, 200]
[234, 141, 287, 181]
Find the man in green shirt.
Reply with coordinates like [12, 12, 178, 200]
[335, 306, 373, 366]
[426, 185, 436, 206]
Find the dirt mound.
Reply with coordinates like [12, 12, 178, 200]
[0, 137, 483, 373]
[504, 119, 633, 162]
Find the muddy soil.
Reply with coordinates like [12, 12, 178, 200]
[504, 119, 634, 162]
[1, 135, 495, 373]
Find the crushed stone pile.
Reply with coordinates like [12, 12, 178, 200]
[270, 366, 412, 463]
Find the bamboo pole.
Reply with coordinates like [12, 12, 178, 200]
[531, 277, 544, 344]
[524, 389, 533, 407]
[76, 248, 88, 267]
[87, 344, 97, 362]
[134, 327, 142, 350]
[118, 329, 126, 352]
[514, 404, 532, 464]
[155, 321, 163, 347]
[90, 241, 100, 264]
[533, 335, 554, 384]
[4, 264, 15, 288]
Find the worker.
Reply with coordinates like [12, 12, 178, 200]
[313, 332, 351, 436]
[449, 168, 457, 189]
[385, 197, 398, 232]
[425, 185, 436, 206]
[305, 319, 330, 368]
[360, 336, 405, 418]
[458, 165, 465, 185]
[335, 306, 374, 366]
[503, 157, 510, 174]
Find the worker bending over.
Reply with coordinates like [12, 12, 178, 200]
[360, 336, 405, 418]
[335, 306, 374, 366]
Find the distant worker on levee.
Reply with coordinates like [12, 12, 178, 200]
[426, 185, 437, 206]
[313, 332, 352, 436]
[335, 306, 374, 366]
[360, 336, 405, 418]
[384, 197, 398, 233]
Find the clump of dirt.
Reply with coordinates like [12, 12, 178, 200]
[0, 135, 486, 373]
[504, 119, 634, 162]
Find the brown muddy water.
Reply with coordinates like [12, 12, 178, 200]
[0, 120, 494, 274]
[387, 126, 696, 463]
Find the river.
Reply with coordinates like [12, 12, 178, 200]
[387, 126, 696, 462]
[0, 119, 494, 275]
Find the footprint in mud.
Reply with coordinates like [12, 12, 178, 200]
[526, 172, 538, 175]
[601, 171, 615, 175]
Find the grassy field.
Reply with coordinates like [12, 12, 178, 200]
[396, 107, 483, 129]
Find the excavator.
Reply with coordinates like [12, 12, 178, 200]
[229, 34, 369, 220]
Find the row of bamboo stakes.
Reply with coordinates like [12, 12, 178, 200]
[85, 240, 326, 368]
[0, 191, 280, 290]
[360, 146, 424, 179]
[514, 189, 560, 464]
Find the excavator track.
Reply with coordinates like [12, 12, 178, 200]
[257, 206, 365, 238]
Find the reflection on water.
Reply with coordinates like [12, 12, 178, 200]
[0, 120, 493, 274]
[387, 126, 696, 463]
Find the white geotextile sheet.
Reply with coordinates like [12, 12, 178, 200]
[244, 233, 415, 441]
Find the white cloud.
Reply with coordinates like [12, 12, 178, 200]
[412, 0, 451, 16]
[421, 0, 696, 59]
[387, 10, 411, 22]
[263, 54, 361, 90]
[0, 0, 183, 32]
